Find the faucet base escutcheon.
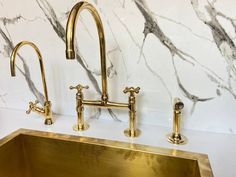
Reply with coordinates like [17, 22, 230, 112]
[44, 118, 53, 125]
[73, 123, 89, 131]
[124, 128, 141, 138]
[167, 133, 187, 145]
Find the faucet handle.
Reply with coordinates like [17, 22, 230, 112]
[26, 100, 39, 114]
[70, 84, 89, 93]
[123, 87, 140, 95]
[173, 97, 184, 111]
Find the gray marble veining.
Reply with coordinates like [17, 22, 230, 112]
[0, 0, 236, 133]
[0, 22, 45, 106]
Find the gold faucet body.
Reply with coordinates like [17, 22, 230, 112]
[10, 41, 53, 125]
[66, 1, 141, 137]
[167, 98, 187, 145]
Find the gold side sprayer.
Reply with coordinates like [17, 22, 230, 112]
[167, 98, 187, 145]
[66, 1, 141, 137]
[10, 41, 53, 125]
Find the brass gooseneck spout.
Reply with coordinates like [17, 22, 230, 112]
[66, 1, 141, 137]
[66, 1, 108, 102]
[10, 41, 53, 125]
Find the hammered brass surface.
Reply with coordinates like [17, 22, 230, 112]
[0, 129, 213, 177]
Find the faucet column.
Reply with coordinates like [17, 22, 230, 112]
[123, 87, 141, 137]
[70, 84, 89, 131]
[44, 101, 53, 125]
[167, 98, 187, 145]
[173, 106, 181, 135]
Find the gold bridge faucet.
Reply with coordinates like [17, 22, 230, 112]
[10, 41, 53, 125]
[66, 1, 141, 137]
[167, 98, 187, 145]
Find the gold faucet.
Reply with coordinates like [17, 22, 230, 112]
[167, 98, 187, 145]
[10, 41, 53, 125]
[66, 1, 141, 137]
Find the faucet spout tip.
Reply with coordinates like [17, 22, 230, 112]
[10, 70, 16, 77]
[173, 98, 184, 110]
[66, 50, 75, 59]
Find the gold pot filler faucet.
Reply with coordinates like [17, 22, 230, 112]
[10, 41, 53, 125]
[66, 1, 141, 137]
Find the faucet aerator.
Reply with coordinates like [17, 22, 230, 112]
[66, 50, 75, 59]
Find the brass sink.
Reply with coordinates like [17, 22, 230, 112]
[0, 129, 213, 177]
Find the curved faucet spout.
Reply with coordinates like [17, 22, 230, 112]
[66, 1, 108, 102]
[10, 41, 49, 102]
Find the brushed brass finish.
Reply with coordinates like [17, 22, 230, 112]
[167, 97, 187, 145]
[0, 129, 213, 177]
[66, 1, 140, 137]
[10, 41, 53, 125]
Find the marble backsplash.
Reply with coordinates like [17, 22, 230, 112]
[0, 0, 235, 134]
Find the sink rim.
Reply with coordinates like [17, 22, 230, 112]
[0, 129, 214, 177]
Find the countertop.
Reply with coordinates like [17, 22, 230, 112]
[0, 107, 235, 177]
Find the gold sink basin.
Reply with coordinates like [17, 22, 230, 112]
[0, 129, 213, 177]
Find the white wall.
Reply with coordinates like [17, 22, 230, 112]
[0, 0, 235, 134]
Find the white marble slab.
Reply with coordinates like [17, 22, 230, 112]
[0, 0, 236, 134]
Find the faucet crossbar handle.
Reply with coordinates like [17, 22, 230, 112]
[26, 100, 40, 114]
[70, 84, 89, 131]
[70, 84, 89, 93]
[123, 87, 140, 94]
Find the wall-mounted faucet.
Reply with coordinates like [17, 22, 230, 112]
[167, 98, 187, 145]
[10, 41, 53, 125]
[66, 1, 141, 137]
